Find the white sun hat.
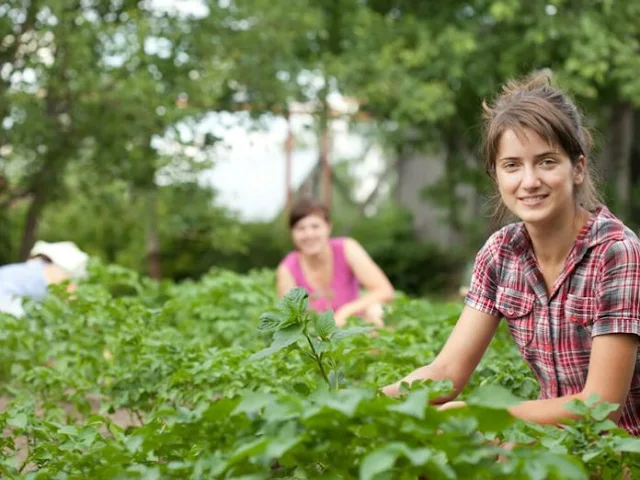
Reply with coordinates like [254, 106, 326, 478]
[29, 241, 89, 279]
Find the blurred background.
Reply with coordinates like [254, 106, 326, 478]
[1, 0, 640, 298]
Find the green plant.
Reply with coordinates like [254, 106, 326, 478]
[250, 287, 371, 389]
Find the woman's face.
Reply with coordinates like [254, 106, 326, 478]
[495, 128, 584, 228]
[291, 213, 332, 256]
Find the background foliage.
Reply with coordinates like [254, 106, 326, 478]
[3, 1, 640, 292]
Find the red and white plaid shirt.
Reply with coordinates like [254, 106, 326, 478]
[466, 206, 640, 436]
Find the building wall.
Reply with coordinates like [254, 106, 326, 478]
[394, 151, 478, 249]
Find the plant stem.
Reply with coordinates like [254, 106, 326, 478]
[133, 409, 145, 426]
[304, 334, 330, 387]
[19, 437, 33, 473]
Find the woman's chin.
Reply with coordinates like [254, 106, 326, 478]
[299, 245, 324, 256]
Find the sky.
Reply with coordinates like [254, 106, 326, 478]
[196, 108, 385, 221]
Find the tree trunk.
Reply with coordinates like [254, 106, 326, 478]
[630, 109, 640, 226]
[393, 147, 408, 204]
[319, 91, 331, 208]
[19, 189, 47, 260]
[445, 132, 462, 239]
[357, 156, 399, 216]
[146, 188, 161, 280]
[606, 102, 634, 220]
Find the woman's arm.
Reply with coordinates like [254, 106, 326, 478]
[276, 264, 297, 298]
[43, 263, 76, 292]
[382, 306, 501, 403]
[335, 238, 394, 322]
[508, 333, 638, 424]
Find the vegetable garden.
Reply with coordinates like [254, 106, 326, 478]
[0, 263, 638, 479]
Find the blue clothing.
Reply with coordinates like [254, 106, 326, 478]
[0, 259, 48, 301]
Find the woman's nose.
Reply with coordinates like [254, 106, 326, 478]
[521, 165, 541, 189]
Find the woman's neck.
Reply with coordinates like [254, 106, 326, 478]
[300, 243, 332, 269]
[526, 206, 590, 266]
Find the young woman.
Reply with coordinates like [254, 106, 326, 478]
[277, 198, 395, 328]
[382, 74, 640, 435]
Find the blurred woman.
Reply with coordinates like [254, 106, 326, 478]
[277, 198, 394, 327]
[0, 241, 88, 317]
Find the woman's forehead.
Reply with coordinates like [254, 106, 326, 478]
[295, 213, 328, 225]
[497, 127, 561, 156]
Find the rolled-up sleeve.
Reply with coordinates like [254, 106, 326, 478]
[593, 238, 640, 338]
[465, 232, 502, 318]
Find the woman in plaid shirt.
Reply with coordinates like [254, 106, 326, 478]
[383, 73, 640, 436]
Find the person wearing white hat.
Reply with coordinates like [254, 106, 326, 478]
[0, 241, 89, 317]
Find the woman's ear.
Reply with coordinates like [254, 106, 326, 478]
[574, 155, 586, 185]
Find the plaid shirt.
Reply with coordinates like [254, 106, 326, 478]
[466, 206, 640, 436]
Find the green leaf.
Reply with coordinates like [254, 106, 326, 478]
[563, 399, 589, 416]
[58, 425, 79, 436]
[360, 444, 401, 480]
[309, 389, 372, 417]
[233, 392, 277, 416]
[202, 398, 239, 422]
[466, 384, 521, 409]
[7, 413, 27, 429]
[402, 446, 433, 466]
[264, 422, 301, 458]
[523, 460, 550, 480]
[125, 434, 145, 454]
[273, 324, 304, 348]
[314, 310, 337, 338]
[311, 337, 330, 355]
[590, 401, 619, 421]
[538, 454, 588, 480]
[583, 393, 600, 408]
[581, 449, 602, 462]
[248, 324, 303, 361]
[331, 326, 372, 341]
[212, 438, 269, 476]
[278, 287, 309, 316]
[593, 419, 619, 433]
[610, 436, 640, 453]
[464, 406, 515, 432]
[257, 311, 284, 332]
[360, 443, 435, 480]
[293, 382, 311, 395]
[386, 388, 429, 420]
[327, 370, 345, 389]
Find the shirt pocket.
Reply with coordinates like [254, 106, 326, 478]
[564, 294, 595, 327]
[496, 286, 536, 349]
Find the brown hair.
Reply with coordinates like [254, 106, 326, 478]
[288, 198, 330, 229]
[481, 71, 601, 224]
[30, 254, 52, 263]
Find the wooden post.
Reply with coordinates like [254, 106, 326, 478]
[319, 92, 332, 210]
[285, 111, 294, 217]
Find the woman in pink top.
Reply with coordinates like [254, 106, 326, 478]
[277, 198, 395, 327]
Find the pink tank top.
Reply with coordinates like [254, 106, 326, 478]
[281, 237, 360, 312]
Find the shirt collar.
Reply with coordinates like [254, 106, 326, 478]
[506, 205, 624, 259]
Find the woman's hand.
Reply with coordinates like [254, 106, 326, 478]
[334, 307, 350, 327]
[380, 381, 403, 398]
[437, 400, 467, 411]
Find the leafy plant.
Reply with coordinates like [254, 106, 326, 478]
[250, 287, 371, 389]
[0, 266, 636, 478]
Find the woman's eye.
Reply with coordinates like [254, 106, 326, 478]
[541, 158, 556, 166]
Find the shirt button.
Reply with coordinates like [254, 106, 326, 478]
[507, 308, 515, 315]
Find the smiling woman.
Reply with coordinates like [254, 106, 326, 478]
[382, 72, 640, 437]
[276, 198, 394, 328]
